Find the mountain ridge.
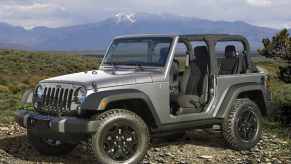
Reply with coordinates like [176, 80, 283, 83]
[0, 13, 284, 51]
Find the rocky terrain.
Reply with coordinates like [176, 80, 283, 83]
[0, 123, 290, 164]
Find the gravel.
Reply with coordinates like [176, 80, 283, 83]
[0, 123, 290, 164]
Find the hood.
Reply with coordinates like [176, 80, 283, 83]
[40, 70, 154, 89]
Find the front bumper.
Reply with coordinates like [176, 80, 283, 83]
[16, 109, 98, 139]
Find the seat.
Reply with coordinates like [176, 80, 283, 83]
[193, 46, 210, 97]
[176, 46, 210, 114]
[170, 59, 180, 99]
[219, 45, 247, 75]
[159, 47, 180, 100]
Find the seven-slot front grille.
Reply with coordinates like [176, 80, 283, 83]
[40, 86, 77, 113]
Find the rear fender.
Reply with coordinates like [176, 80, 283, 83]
[216, 84, 267, 118]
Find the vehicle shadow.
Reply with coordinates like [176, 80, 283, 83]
[0, 135, 95, 163]
[151, 129, 228, 149]
[0, 129, 228, 163]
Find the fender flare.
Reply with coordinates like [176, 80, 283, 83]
[81, 89, 161, 125]
[215, 83, 266, 118]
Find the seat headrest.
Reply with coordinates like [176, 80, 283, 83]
[225, 45, 237, 58]
[194, 46, 209, 61]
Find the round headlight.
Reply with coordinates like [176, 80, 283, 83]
[36, 85, 44, 98]
[75, 87, 87, 104]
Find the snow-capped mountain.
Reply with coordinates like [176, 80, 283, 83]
[114, 12, 137, 24]
[0, 13, 281, 51]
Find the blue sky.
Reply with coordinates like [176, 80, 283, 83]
[0, 0, 290, 29]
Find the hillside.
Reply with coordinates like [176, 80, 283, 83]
[0, 13, 279, 51]
[0, 49, 100, 123]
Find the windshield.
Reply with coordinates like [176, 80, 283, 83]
[102, 37, 173, 67]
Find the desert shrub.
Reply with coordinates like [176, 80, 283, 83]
[272, 83, 291, 107]
[256, 60, 291, 108]
[0, 85, 9, 92]
[258, 29, 291, 61]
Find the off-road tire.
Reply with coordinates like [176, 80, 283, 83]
[27, 130, 77, 156]
[90, 109, 150, 164]
[222, 98, 262, 150]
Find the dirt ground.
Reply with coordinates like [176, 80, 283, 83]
[0, 123, 290, 164]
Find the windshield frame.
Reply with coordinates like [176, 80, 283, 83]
[100, 36, 176, 70]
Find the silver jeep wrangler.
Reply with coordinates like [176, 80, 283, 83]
[16, 34, 272, 164]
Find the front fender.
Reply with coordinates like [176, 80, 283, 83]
[81, 89, 161, 124]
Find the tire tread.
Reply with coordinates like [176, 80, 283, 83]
[89, 109, 150, 164]
[222, 98, 262, 150]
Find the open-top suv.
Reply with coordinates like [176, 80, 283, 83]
[16, 34, 272, 164]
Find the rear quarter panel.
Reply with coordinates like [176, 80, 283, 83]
[213, 73, 268, 118]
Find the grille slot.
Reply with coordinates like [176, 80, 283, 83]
[39, 86, 77, 114]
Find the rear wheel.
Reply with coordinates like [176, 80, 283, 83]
[222, 98, 262, 150]
[90, 109, 150, 164]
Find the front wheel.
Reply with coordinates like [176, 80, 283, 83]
[222, 98, 263, 150]
[90, 109, 150, 164]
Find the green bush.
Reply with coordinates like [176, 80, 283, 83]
[0, 85, 9, 93]
[256, 60, 291, 107]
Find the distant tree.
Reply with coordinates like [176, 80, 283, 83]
[275, 29, 289, 58]
[258, 28, 291, 60]
[288, 38, 291, 62]
[258, 38, 272, 57]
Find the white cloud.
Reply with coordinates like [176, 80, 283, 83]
[0, 1, 72, 28]
[245, 0, 272, 7]
[0, 0, 290, 29]
[12, 3, 64, 12]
